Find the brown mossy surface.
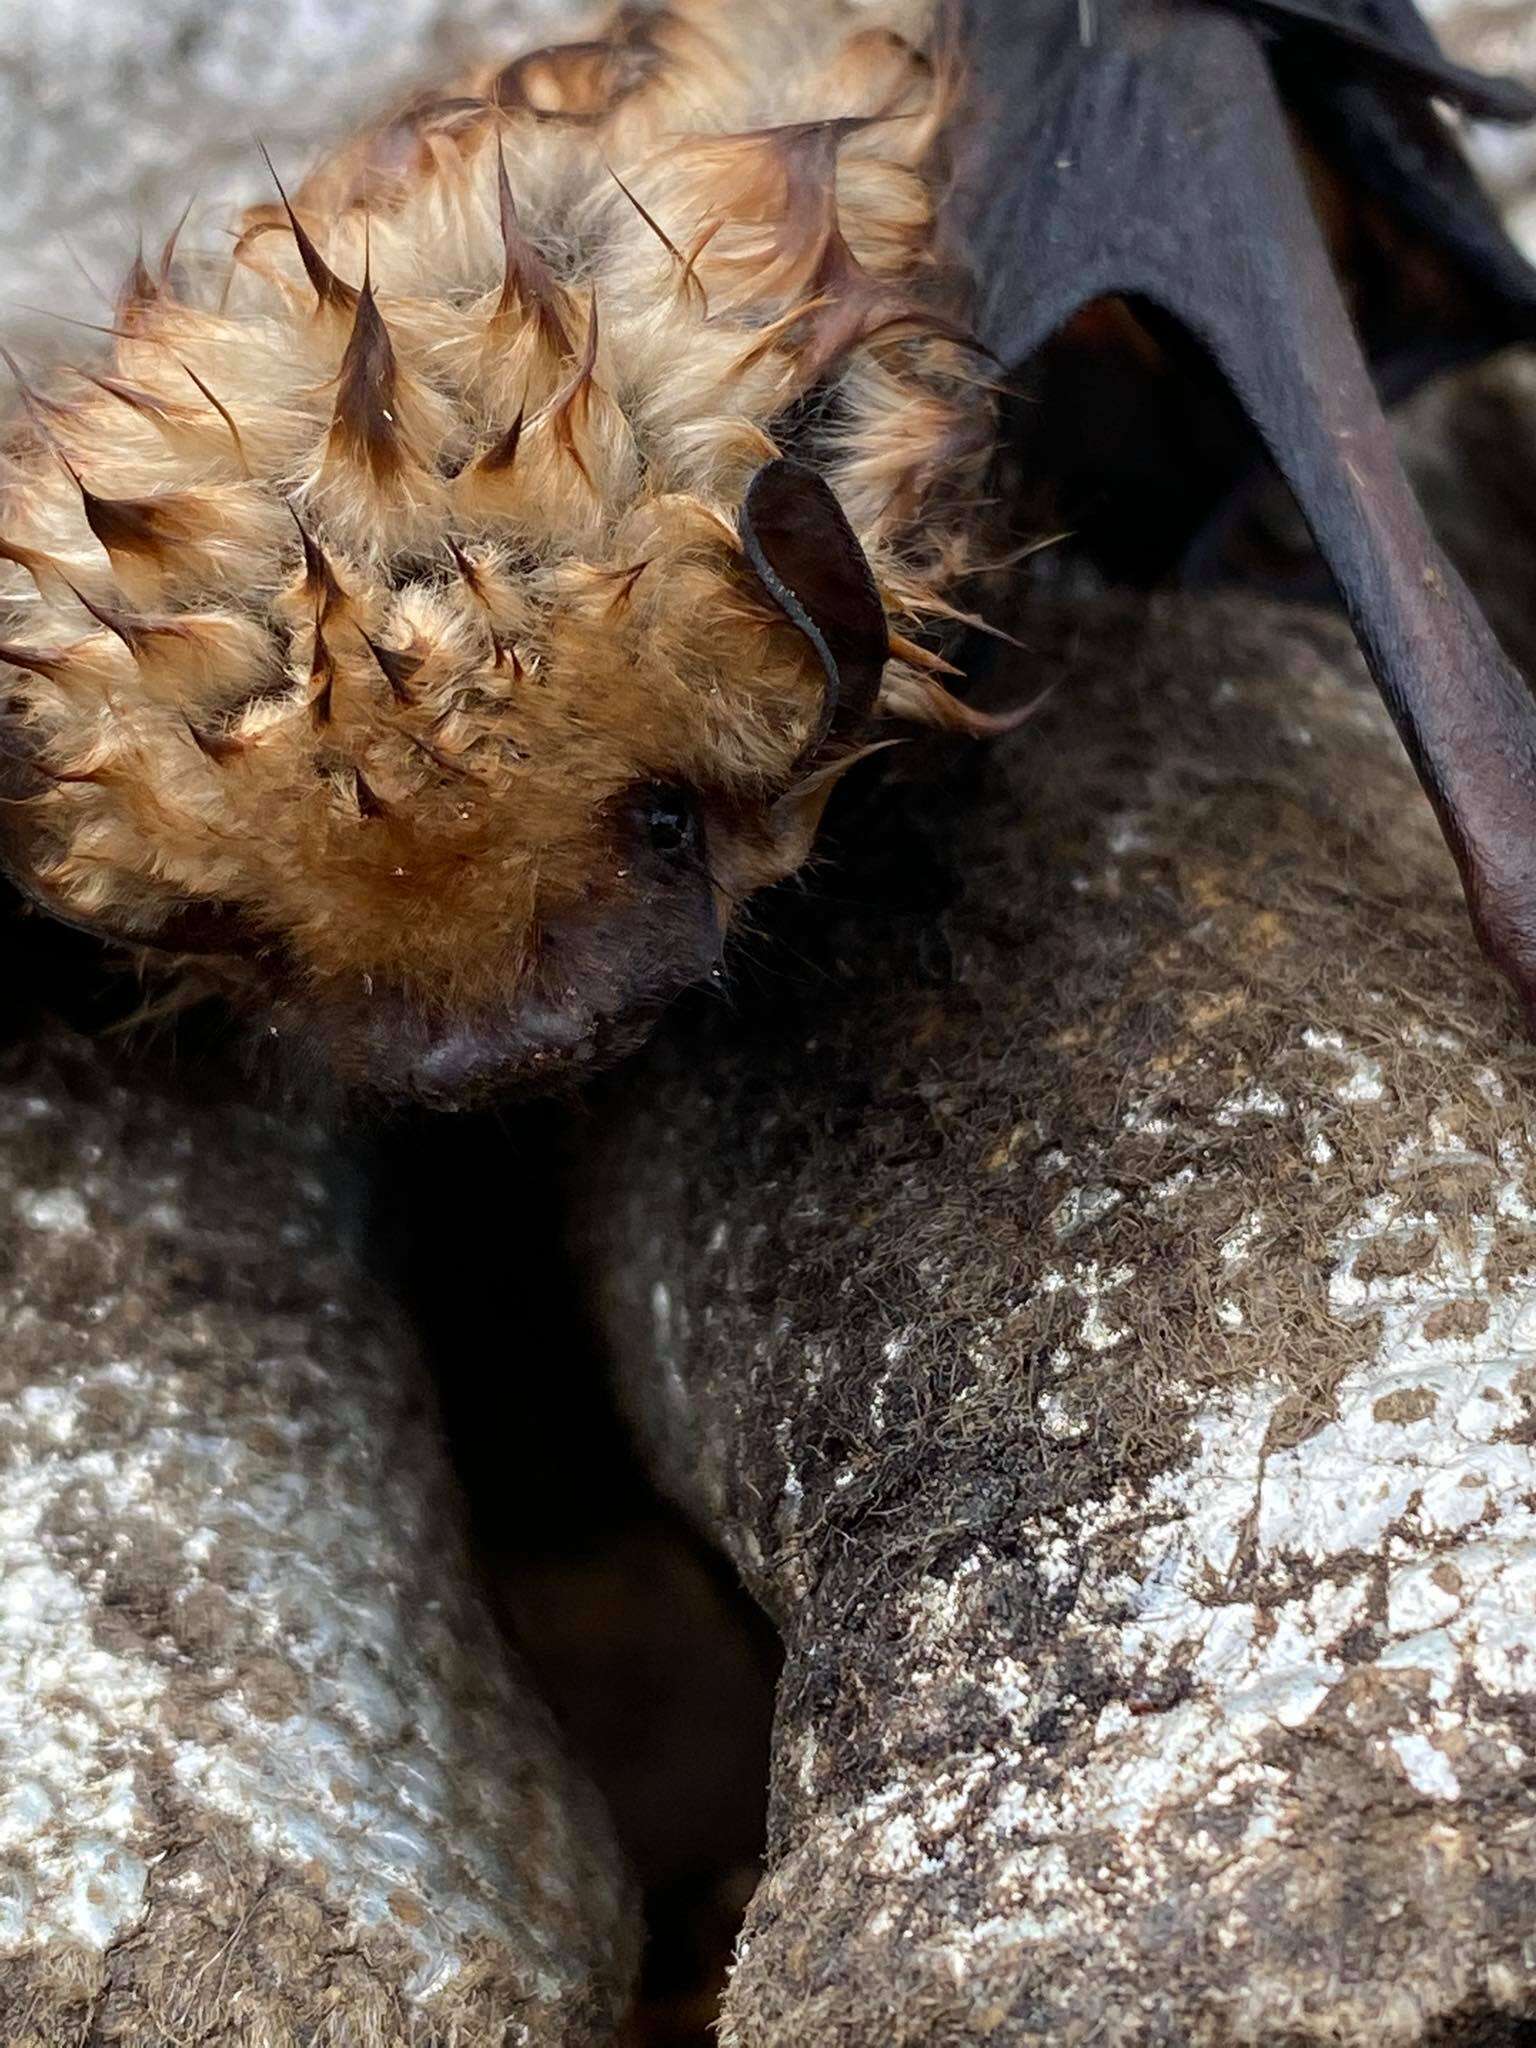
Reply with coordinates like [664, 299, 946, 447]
[0, 1852, 620, 2048]
[590, 589, 1533, 1618]
[582, 590, 1536, 2046]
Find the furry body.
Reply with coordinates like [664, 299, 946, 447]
[0, 0, 993, 1099]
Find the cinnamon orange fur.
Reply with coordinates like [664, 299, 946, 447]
[0, 0, 1004, 1100]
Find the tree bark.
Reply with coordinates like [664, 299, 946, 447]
[586, 591, 1536, 2047]
[0, 1016, 637, 2046]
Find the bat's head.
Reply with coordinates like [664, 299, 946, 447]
[0, 20, 1003, 1106]
[0, 451, 925, 1106]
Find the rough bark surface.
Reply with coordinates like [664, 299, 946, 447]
[0, 1013, 637, 2046]
[585, 593, 1536, 2047]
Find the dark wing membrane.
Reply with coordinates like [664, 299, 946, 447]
[949, 0, 1536, 1023]
[1227, 0, 1536, 120]
[952, 0, 1536, 578]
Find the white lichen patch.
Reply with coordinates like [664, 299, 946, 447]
[1218, 1210, 1266, 1266]
[1214, 1086, 1290, 1125]
[0, 1379, 164, 1951]
[1035, 1392, 1085, 1442]
[1049, 1185, 1124, 1239]
[1390, 1729, 1461, 1801]
[1037, 1259, 1136, 1355]
[15, 1187, 92, 1235]
[1301, 1027, 1387, 1104]
[0, 1065, 629, 2028]
[780, 1073, 1536, 2009]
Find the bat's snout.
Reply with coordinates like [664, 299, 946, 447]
[395, 1001, 607, 1109]
[303, 868, 729, 1107]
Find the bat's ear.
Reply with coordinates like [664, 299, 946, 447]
[738, 458, 889, 760]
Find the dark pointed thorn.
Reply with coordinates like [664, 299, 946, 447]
[59, 579, 147, 653]
[492, 139, 571, 349]
[446, 537, 484, 593]
[474, 407, 524, 475]
[159, 192, 198, 289]
[286, 503, 347, 620]
[353, 765, 388, 818]
[82, 371, 180, 425]
[0, 732, 100, 784]
[549, 294, 601, 485]
[178, 361, 250, 472]
[117, 245, 159, 327]
[0, 345, 76, 437]
[66, 471, 175, 563]
[182, 712, 247, 763]
[309, 619, 337, 727]
[0, 640, 66, 680]
[402, 727, 474, 778]
[257, 140, 359, 313]
[606, 160, 684, 265]
[362, 631, 422, 704]
[331, 275, 403, 482]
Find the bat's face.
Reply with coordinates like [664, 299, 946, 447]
[244, 764, 784, 1108]
[274, 777, 729, 1106]
[213, 594, 858, 1107]
[0, 459, 898, 1107]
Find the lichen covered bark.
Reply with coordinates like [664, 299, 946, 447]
[586, 593, 1536, 2046]
[0, 1017, 636, 2046]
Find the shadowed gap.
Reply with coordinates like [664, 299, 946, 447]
[379, 1102, 780, 2048]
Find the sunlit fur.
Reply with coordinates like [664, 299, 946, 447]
[0, 0, 1001, 1094]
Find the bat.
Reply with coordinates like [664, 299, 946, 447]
[0, 2, 1009, 1103]
[0, 0, 1532, 1109]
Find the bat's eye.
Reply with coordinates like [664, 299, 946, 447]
[640, 783, 701, 859]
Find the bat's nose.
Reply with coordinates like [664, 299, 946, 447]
[317, 885, 725, 1106]
[403, 1001, 599, 1108]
